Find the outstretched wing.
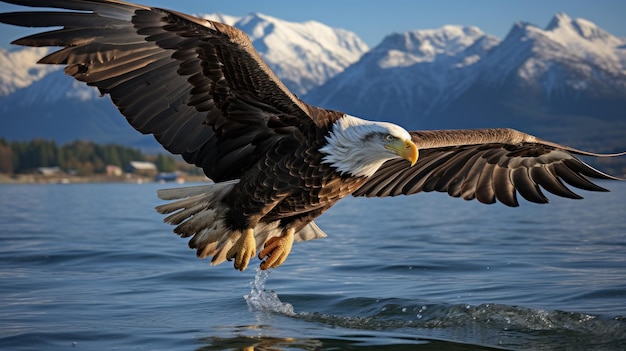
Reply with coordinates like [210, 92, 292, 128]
[0, 0, 340, 181]
[353, 128, 624, 206]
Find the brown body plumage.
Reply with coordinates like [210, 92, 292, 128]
[1, 0, 623, 271]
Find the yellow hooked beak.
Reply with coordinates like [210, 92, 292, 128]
[386, 138, 418, 166]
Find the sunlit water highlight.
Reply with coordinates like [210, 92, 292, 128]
[0, 182, 625, 350]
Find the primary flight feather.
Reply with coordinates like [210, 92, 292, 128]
[1, 0, 623, 271]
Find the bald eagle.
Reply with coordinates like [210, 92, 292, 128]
[1, 0, 623, 271]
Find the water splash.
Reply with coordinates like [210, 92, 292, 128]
[244, 268, 295, 315]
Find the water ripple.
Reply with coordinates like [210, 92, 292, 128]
[246, 269, 626, 350]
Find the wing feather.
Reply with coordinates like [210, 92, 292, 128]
[404, 152, 443, 193]
[445, 151, 484, 198]
[493, 164, 518, 207]
[530, 166, 582, 200]
[555, 162, 609, 192]
[511, 168, 548, 203]
[460, 154, 488, 201]
[475, 161, 496, 204]
[430, 148, 474, 191]
[354, 128, 624, 206]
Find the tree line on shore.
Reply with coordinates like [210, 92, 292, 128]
[0, 138, 196, 176]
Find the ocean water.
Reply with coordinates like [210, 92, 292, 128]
[0, 181, 625, 350]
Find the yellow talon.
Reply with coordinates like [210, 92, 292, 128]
[227, 228, 256, 271]
[259, 228, 295, 270]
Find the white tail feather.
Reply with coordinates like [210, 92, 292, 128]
[156, 181, 239, 262]
[162, 203, 206, 225]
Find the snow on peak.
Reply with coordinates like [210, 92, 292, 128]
[543, 13, 624, 73]
[375, 25, 490, 68]
[479, 12, 626, 93]
[237, 13, 278, 39]
[0, 47, 59, 96]
[546, 12, 573, 31]
[304, 24, 500, 120]
[546, 12, 620, 45]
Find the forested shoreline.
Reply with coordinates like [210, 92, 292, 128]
[0, 138, 190, 175]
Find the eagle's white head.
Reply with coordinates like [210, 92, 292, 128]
[320, 114, 418, 178]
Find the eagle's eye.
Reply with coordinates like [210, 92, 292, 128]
[384, 134, 396, 142]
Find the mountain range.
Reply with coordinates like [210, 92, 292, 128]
[1, 12, 624, 170]
[304, 13, 626, 151]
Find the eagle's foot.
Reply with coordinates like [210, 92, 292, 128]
[259, 228, 295, 270]
[227, 228, 256, 271]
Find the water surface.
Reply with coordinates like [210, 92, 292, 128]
[1, 182, 625, 350]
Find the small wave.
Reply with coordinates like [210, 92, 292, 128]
[310, 300, 626, 349]
[244, 272, 626, 350]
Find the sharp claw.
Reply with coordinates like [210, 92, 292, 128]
[235, 255, 248, 271]
[260, 260, 271, 271]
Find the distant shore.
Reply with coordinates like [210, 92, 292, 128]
[0, 173, 210, 185]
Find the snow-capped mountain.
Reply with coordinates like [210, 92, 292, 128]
[304, 13, 626, 151]
[435, 13, 626, 146]
[304, 25, 500, 122]
[475, 13, 625, 93]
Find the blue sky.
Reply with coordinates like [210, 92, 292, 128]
[0, 0, 625, 48]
